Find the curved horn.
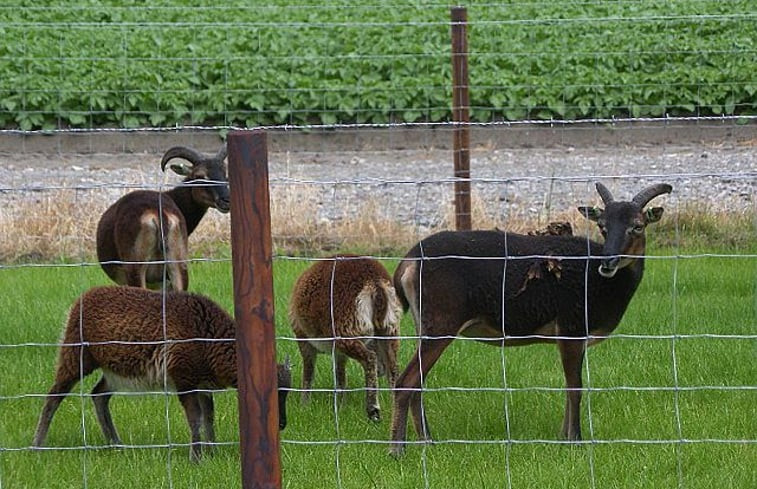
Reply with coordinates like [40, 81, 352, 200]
[160, 146, 206, 172]
[595, 182, 614, 205]
[214, 144, 227, 162]
[632, 183, 673, 208]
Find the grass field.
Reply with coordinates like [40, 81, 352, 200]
[0, 247, 754, 488]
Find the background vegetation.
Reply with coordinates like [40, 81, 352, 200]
[0, 0, 754, 130]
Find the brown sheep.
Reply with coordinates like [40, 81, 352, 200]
[32, 286, 291, 462]
[289, 255, 402, 421]
[96, 145, 229, 291]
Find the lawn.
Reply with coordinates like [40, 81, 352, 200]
[0, 248, 754, 488]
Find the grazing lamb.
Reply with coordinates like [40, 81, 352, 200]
[32, 286, 291, 462]
[96, 145, 230, 291]
[289, 255, 402, 421]
[390, 182, 672, 455]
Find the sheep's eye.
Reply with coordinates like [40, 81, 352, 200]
[597, 223, 607, 236]
[632, 225, 645, 234]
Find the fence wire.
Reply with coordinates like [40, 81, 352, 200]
[1, 155, 755, 488]
[1, 1, 756, 488]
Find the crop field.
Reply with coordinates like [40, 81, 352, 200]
[0, 246, 755, 488]
[0, 0, 755, 130]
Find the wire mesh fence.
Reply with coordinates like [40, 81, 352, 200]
[1, 2, 756, 489]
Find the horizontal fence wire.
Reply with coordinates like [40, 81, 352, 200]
[1, 139, 755, 489]
[1, 1, 755, 488]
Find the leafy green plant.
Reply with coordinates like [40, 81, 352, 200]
[0, 1, 754, 129]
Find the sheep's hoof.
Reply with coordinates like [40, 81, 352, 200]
[388, 444, 405, 458]
[559, 426, 582, 442]
[367, 408, 381, 422]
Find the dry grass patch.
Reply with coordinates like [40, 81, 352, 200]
[0, 189, 106, 262]
[1, 186, 753, 264]
[652, 202, 756, 249]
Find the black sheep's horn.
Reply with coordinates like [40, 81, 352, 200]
[214, 144, 227, 162]
[595, 182, 614, 205]
[160, 146, 205, 172]
[632, 183, 673, 208]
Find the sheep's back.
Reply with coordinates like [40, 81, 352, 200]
[96, 191, 185, 262]
[63, 286, 233, 384]
[404, 230, 640, 336]
[289, 256, 393, 338]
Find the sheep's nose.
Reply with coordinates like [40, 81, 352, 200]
[598, 257, 619, 278]
[216, 197, 231, 213]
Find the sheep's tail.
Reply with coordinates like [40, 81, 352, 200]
[391, 260, 412, 313]
[371, 281, 389, 329]
[372, 279, 402, 336]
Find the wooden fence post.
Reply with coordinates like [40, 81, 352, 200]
[227, 130, 281, 489]
[451, 5, 472, 230]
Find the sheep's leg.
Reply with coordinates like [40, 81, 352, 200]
[178, 391, 204, 462]
[409, 390, 429, 443]
[297, 340, 318, 403]
[32, 377, 79, 447]
[123, 263, 147, 288]
[91, 375, 122, 446]
[177, 263, 189, 291]
[335, 352, 348, 404]
[371, 342, 386, 377]
[335, 339, 379, 421]
[163, 249, 188, 291]
[33, 344, 96, 447]
[390, 336, 454, 456]
[558, 337, 586, 441]
[163, 230, 188, 291]
[382, 338, 400, 389]
[165, 261, 188, 291]
[198, 392, 215, 453]
[376, 337, 400, 408]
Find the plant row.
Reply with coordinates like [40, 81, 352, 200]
[0, 1, 754, 130]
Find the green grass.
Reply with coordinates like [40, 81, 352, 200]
[0, 250, 755, 488]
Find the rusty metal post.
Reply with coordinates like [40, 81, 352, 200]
[227, 130, 281, 489]
[451, 6, 472, 230]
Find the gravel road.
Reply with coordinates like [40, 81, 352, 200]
[1, 138, 755, 231]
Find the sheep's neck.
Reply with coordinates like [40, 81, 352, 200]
[165, 185, 208, 235]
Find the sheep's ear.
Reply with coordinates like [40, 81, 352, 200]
[645, 207, 664, 224]
[170, 163, 192, 176]
[577, 206, 602, 222]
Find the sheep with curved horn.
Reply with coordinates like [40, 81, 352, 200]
[96, 145, 230, 291]
[389, 182, 672, 455]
